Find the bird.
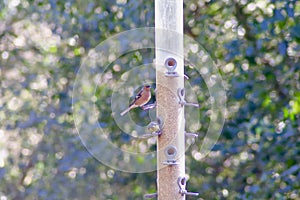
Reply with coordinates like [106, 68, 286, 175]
[120, 85, 151, 116]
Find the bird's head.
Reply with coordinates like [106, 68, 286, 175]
[144, 85, 151, 90]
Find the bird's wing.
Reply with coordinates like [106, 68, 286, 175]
[129, 88, 143, 106]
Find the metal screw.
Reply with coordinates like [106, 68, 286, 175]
[163, 145, 179, 165]
[165, 57, 179, 77]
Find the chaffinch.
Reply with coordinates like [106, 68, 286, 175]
[120, 85, 151, 116]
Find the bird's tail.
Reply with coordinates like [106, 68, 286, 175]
[120, 107, 131, 116]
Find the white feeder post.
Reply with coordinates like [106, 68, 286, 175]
[155, 0, 185, 199]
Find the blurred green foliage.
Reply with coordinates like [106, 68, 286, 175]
[0, 0, 299, 199]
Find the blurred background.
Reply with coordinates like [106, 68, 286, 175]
[0, 0, 299, 199]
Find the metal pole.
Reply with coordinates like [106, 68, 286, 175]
[155, 0, 185, 199]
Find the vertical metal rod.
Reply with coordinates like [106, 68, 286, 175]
[155, 0, 185, 199]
